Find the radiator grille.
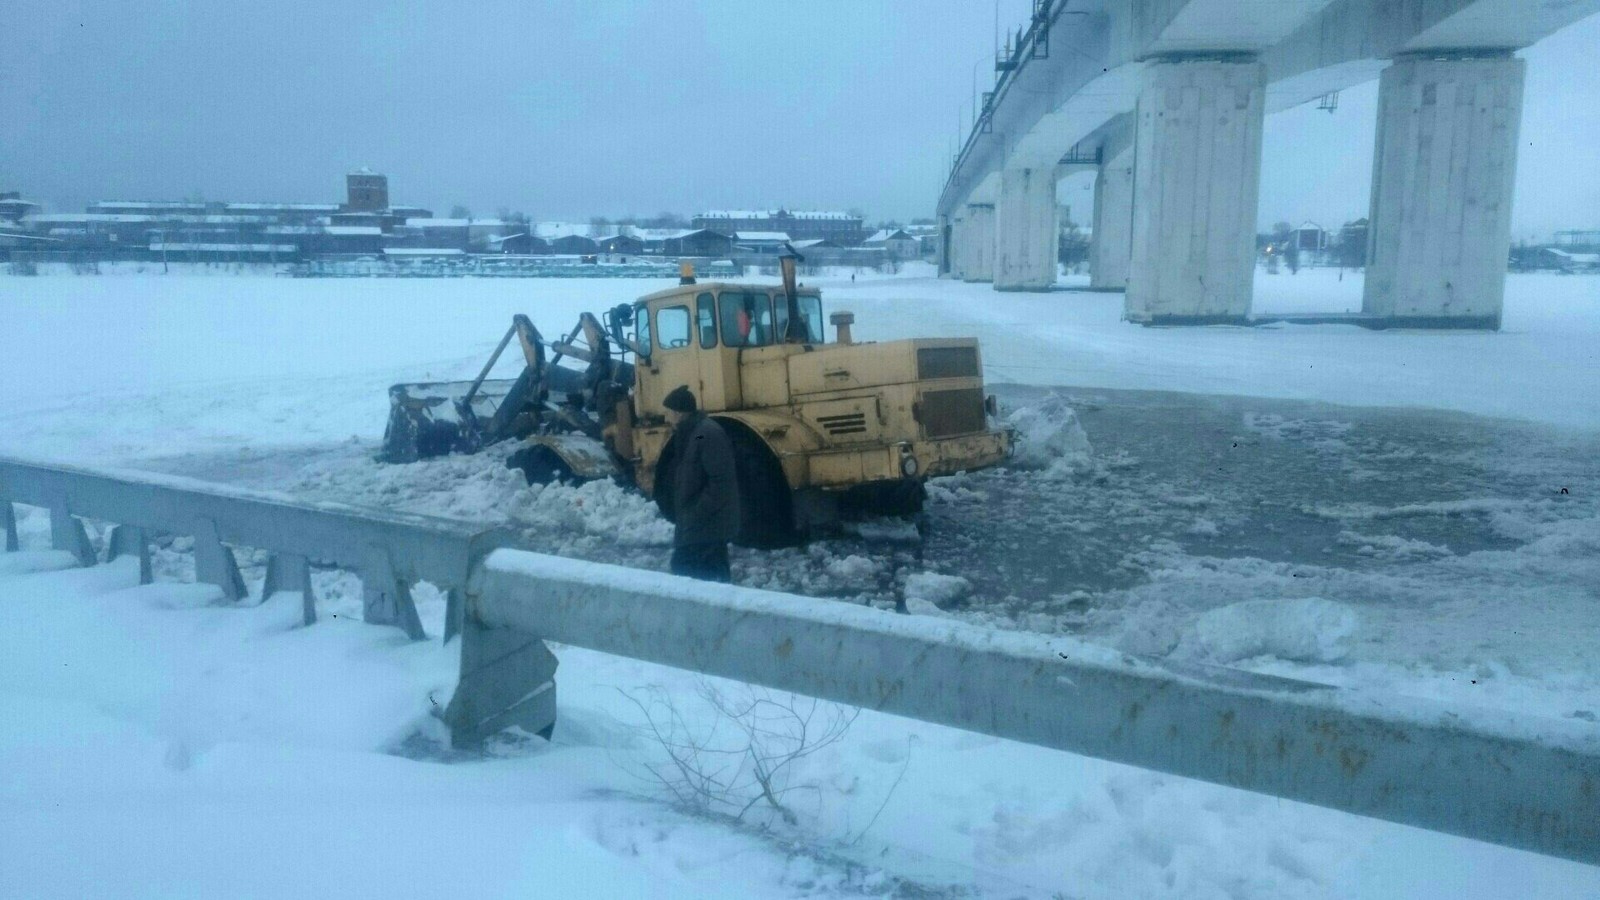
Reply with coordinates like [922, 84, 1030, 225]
[815, 412, 868, 436]
[917, 346, 980, 380]
[920, 388, 986, 438]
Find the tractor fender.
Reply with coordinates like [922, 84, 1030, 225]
[710, 410, 822, 490]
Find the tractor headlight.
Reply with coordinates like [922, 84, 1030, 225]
[900, 454, 920, 477]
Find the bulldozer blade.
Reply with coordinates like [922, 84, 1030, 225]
[380, 362, 593, 464]
[380, 379, 517, 463]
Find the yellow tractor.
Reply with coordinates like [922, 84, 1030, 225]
[382, 254, 1013, 545]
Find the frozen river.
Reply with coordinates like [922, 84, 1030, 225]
[3, 267, 1598, 898]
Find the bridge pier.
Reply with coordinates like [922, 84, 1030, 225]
[936, 214, 952, 276]
[946, 209, 969, 279]
[961, 203, 995, 282]
[1363, 53, 1524, 330]
[994, 167, 1058, 292]
[1126, 57, 1265, 325]
[1090, 146, 1134, 291]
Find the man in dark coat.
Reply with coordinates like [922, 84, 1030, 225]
[658, 385, 740, 582]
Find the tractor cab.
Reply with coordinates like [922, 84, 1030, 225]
[617, 279, 829, 421]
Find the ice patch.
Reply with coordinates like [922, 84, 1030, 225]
[903, 572, 970, 610]
[844, 518, 921, 543]
[1005, 395, 1092, 479]
[1244, 413, 1352, 451]
[925, 476, 983, 504]
[1194, 598, 1360, 664]
[824, 554, 879, 587]
[1336, 530, 1451, 561]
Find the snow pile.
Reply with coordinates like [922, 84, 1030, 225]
[514, 478, 673, 547]
[903, 572, 970, 612]
[1194, 598, 1361, 664]
[1005, 394, 1093, 479]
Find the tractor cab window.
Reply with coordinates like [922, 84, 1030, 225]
[773, 293, 826, 344]
[719, 291, 775, 348]
[656, 305, 691, 350]
[696, 292, 717, 348]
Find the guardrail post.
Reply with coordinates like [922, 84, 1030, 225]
[363, 546, 426, 640]
[107, 525, 152, 585]
[3, 501, 17, 552]
[194, 518, 247, 602]
[263, 553, 316, 626]
[444, 588, 464, 644]
[444, 580, 558, 747]
[50, 501, 97, 567]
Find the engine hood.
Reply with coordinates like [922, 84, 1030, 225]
[786, 338, 982, 397]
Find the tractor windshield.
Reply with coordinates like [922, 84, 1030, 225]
[716, 291, 824, 347]
[774, 293, 825, 344]
[719, 291, 777, 347]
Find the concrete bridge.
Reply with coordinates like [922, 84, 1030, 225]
[936, 0, 1600, 328]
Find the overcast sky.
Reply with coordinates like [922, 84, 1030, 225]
[3, 1, 1596, 237]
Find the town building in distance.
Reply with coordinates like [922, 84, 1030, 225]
[692, 210, 865, 244]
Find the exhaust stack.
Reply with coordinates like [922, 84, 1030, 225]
[830, 311, 855, 344]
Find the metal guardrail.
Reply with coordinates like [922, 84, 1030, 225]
[458, 549, 1600, 867]
[3, 457, 1597, 865]
[0, 457, 508, 640]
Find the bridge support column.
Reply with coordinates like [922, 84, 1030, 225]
[947, 210, 969, 279]
[1363, 53, 1523, 330]
[937, 214, 952, 276]
[1090, 146, 1134, 291]
[994, 167, 1057, 291]
[962, 203, 995, 283]
[1126, 57, 1265, 324]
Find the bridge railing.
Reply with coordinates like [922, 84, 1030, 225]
[947, 0, 1063, 190]
[2, 456, 1597, 866]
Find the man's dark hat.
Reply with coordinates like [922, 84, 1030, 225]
[664, 384, 697, 413]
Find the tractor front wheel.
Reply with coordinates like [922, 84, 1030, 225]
[508, 445, 578, 486]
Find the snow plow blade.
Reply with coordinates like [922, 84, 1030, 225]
[380, 313, 616, 464]
[381, 379, 518, 463]
[380, 366, 589, 463]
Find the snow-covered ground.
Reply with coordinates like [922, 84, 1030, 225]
[2, 268, 1598, 897]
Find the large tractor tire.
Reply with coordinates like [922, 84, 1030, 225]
[723, 424, 797, 549]
[507, 445, 578, 486]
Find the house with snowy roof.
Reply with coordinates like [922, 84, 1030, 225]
[861, 228, 919, 258]
[733, 231, 792, 256]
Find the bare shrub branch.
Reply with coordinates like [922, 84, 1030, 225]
[617, 680, 861, 828]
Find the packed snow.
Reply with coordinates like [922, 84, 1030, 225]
[2, 267, 1598, 897]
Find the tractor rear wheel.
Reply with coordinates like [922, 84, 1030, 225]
[727, 429, 796, 549]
